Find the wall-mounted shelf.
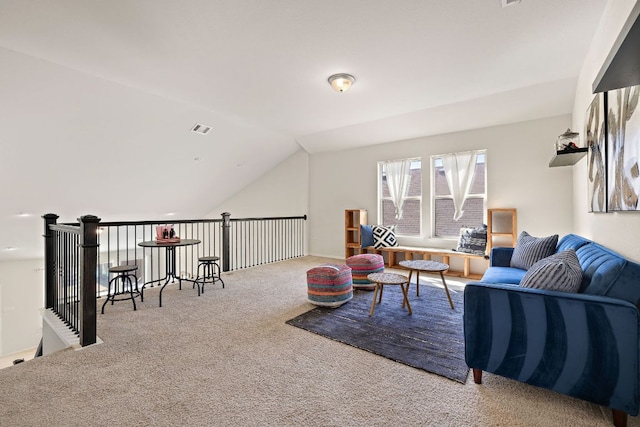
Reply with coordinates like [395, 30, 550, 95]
[549, 148, 588, 167]
[593, 3, 640, 93]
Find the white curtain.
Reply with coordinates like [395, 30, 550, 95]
[441, 151, 478, 221]
[384, 159, 412, 219]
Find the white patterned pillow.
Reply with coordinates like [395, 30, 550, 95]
[520, 249, 582, 293]
[372, 225, 398, 249]
[457, 225, 487, 256]
[510, 231, 558, 270]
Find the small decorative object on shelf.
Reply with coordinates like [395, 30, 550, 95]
[549, 129, 587, 167]
[555, 128, 581, 151]
[156, 225, 180, 243]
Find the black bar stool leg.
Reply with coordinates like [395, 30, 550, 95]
[215, 262, 225, 288]
[137, 275, 143, 302]
[101, 276, 117, 314]
[126, 275, 137, 311]
[196, 263, 202, 296]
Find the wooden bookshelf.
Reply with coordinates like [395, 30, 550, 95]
[345, 209, 367, 259]
[487, 208, 517, 252]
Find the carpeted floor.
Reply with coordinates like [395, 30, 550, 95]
[287, 283, 468, 382]
[0, 256, 636, 426]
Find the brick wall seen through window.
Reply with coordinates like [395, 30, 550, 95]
[379, 159, 421, 236]
[432, 152, 486, 238]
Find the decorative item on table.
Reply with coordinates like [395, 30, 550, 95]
[155, 225, 180, 243]
[555, 128, 580, 151]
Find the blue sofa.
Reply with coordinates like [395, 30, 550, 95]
[464, 234, 640, 427]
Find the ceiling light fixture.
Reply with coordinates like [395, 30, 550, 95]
[328, 73, 355, 93]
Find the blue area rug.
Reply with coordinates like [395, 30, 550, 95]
[286, 282, 469, 383]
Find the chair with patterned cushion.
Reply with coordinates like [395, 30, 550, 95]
[346, 253, 385, 290]
[306, 264, 353, 307]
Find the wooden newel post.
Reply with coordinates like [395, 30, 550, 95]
[221, 212, 231, 272]
[43, 213, 59, 309]
[79, 215, 100, 347]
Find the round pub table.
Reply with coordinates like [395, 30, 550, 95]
[138, 238, 201, 307]
[399, 260, 454, 309]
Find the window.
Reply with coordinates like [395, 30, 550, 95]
[378, 158, 422, 236]
[432, 151, 486, 238]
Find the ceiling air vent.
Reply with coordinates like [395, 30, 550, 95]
[501, 0, 521, 7]
[190, 123, 212, 135]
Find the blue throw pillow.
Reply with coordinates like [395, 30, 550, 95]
[360, 225, 374, 248]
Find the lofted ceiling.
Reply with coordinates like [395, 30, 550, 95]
[0, 0, 606, 260]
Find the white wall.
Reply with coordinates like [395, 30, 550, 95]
[572, 0, 640, 261]
[0, 259, 44, 356]
[308, 115, 574, 259]
[207, 149, 311, 254]
[208, 148, 309, 219]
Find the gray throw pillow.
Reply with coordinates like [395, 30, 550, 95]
[510, 231, 558, 270]
[520, 249, 582, 293]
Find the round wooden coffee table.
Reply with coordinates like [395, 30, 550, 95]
[399, 260, 454, 309]
[366, 272, 411, 316]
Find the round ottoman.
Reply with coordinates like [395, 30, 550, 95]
[306, 264, 353, 307]
[346, 253, 385, 290]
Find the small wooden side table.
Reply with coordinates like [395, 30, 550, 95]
[367, 272, 411, 316]
[399, 260, 454, 309]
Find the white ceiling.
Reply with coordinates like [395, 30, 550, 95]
[0, 0, 606, 260]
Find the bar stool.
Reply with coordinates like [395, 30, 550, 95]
[194, 256, 225, 295]
[101, 265, 141, 314]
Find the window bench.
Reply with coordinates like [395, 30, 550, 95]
[360, 245, 488, 280]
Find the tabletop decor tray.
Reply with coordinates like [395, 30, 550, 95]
[156, 237, 181, 244]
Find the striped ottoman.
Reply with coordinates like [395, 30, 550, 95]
[306, 264, 353, 307]
[346, 254, 385, 290]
